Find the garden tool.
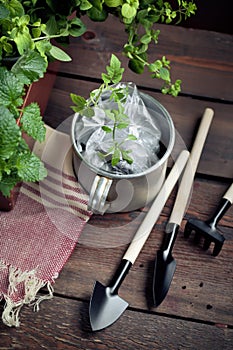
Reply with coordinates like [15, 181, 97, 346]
[184, 182, 233, 256]
[153, 107, 214, 307]
[89, 150, 189, 331]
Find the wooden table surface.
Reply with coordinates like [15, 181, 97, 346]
[1, 16, 233, 349]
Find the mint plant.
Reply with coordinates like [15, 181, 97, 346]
[0, 0, 86, 62]
[121, 0, 197, 96]
[79, 0, 196, 96]
[0, 0, 196, 95]
[0, 0, 196, 94]
[0, 54, 47, 197]
[71, 54, 137, 167]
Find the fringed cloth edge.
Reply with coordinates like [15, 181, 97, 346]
[0, 260, 54, 327]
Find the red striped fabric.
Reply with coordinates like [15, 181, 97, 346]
[0, 126, 92, 327]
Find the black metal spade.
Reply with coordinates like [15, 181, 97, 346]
[89, 260, 131, 331]
[184, 183, 233, 256]
[153, 223, 179, 307]
[89, 150, 189, 331]
[153, 108, 214, 307]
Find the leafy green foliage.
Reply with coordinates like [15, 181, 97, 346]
[0, 0, 87, 62]
[11, 50, 48, 84]
[1, 0, 196, 96]
[20, 102, 46, 141]
[0, 106, 21, 160]
[16, 151, 47, 182]
[83, 0, 196, 95]
[120, 0, 196, 96]
[0, 67, 24, 112]
[71, 54, 138, 167]
[0, 66, 47, 197]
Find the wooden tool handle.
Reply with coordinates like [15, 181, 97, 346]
[123, 150, 190, 264]
[168, 108, 214, 226]
[223, 183, 233, 204]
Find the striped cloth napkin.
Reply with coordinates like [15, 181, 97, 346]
[0, 125, 92, 327]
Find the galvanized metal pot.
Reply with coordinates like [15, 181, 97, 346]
[71, 91, 175, 214]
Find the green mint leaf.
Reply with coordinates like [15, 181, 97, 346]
[127, 134, 137, 141]
[101, 73, 111, 84]
[88, 0, 103, 11]
[13, 29, 34, 56]
[128, 58, 144, 74]
[112, 71, 124, 83]
[0, 174, 20, 198]
[148, 60, 163, 72]
[44, 16, 58, 35]
[102, 126, 112, 133]
[111, 147, 121, 166]
[0, 67, 24, 107]
[17, 152, 47, 182]
[0, 106, 21, 160]
[68, 18, 86, 37]
[32, 27, 42, 39]
[80, 0, 92, 11]
[104, 0, 122, 7]
[70, 106, 81, 114]
[21, 103, 46, 142]
[121, 3, 137, 19]
[140, 33, 152, 45]
[161, 55, 170, 67]
[117, 122, 129, 129]
[110, 54, 121, 70]
[121, 150, 133, 164]
[105, 54, 124, 83]
[12, 51, 48, 84]
[70, 93, 87, 111]
[35, 40, 52, 58]
[7, 0, 24, 17]
[49, 45, 72, 62]
[87, 7, 108, 21]
[159, 67, 170, 82]
[106, 65, 115, 76]
[18, 14, 30, 26]
[0, 4, 10, 19]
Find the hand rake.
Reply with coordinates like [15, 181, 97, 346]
[184, 182, 233, 256]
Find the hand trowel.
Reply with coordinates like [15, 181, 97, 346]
[153, 107, 214, 307]
[89, 150, 189, 331]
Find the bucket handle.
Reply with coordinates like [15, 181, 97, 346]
[88, 175, 113, 214]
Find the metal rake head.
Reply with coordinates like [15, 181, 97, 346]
[184, 218, 225, 256]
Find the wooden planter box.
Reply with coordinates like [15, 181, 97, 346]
[0, 184, 21, 211]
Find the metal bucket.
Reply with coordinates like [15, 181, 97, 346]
[71, 91, 175, 214]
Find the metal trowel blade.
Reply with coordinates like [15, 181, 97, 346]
[153, 250, 177, 307]
[89, 281, 129, 331]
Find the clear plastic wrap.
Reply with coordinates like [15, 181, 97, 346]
[74, 83, 161, 175]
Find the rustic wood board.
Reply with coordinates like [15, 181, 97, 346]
[57, 16, 233, 101]
[33, 179, 233, 326]
[0, 296, 232, 350]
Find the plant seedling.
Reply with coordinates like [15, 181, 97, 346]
[70, 54, 138, 167]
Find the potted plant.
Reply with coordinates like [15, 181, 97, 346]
[0, 0, 196, 210]
[70, 54, 176, 214]
[0, 0, 88, 210]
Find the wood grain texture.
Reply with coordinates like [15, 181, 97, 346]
[34, 179, 232, 326]
[0, 296, 232, 350]
[58, 16, 233, 101]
